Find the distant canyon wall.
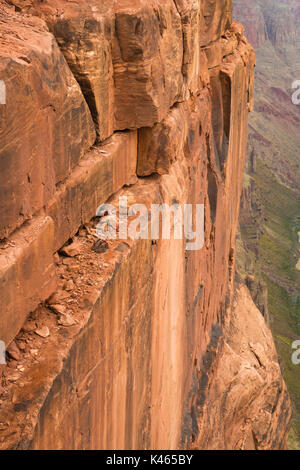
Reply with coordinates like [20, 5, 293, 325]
[234, 0, 300, 49]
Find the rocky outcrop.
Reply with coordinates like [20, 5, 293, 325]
[5, 0, 233, 141]
[0, 0, 291, 450]
[188, 283, 290, 450]
[0, 6, 95, 239]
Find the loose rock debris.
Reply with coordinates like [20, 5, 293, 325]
[35, 326, 50, 338]
[0, 220, 122, 409]
[91, 239, 109, 254]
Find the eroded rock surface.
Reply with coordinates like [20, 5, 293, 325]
[187, 283, 291, 450]
[0, 2, 96, 239]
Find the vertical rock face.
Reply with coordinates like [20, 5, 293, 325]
[0, 4, 96, 239]
[5, 0, 233, 139]
[7, 0, 184, 138]
[0, 0, 291, 450]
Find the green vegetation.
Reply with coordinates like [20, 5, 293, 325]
[240, 155, 300, 447]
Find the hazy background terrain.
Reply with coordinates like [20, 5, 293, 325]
[234, 0, 300, 449]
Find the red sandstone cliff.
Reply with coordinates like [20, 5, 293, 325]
[0, 0, 291, 450]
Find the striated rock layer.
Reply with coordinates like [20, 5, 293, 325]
[0, 0, 291, 449]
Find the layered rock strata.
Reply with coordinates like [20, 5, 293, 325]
[0, 0, 291, 450]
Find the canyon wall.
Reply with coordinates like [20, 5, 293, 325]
[234, 0, 300, 449]
[0, 1, 291, 449]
